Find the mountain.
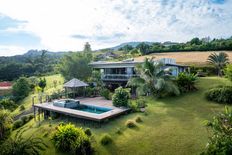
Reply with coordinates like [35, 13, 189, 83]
[23, 50, 66, 57]
[107, 41, 155, 51]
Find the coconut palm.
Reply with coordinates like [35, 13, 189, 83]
[127, 57, 180, 97]
[0, 129, 47, 155]
[207, 52, 229, 76]
[0, 110, 12, 140]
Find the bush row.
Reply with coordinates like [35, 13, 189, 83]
[13, 114, 34, 130]
[205, 86, 232, 104]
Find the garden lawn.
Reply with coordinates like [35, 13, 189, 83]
[15, 77, 232, 155]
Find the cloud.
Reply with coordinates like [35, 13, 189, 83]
[0, 14, 27, 30]
[0, 0, 231, 55]
[72, 33, 126, 41]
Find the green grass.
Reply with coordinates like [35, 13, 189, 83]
[11, 74, 64, 117]
[14, 77, 232, 155]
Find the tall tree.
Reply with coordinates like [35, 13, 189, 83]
[83, 42, 91, 53]
[12, 77, 31, 101]
[207, 52, 229, 76]
[136, 43, 151, 55]
[38, 78, 47, 92]
[83, 42, 92, 59]
[60, 53, 92, 81]
[127, 57, 180, 97]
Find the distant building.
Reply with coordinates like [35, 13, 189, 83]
[0, 82, 12, 88]
[89, 58, 189, 89]
[95, 52, 119, 60]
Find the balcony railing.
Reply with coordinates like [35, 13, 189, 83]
[101, 74, 138, 81]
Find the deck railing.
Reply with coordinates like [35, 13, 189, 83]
[102, 74, 138, 81]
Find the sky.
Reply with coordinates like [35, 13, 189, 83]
[0, 0, 231, 56]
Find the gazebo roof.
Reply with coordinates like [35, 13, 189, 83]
[63, 78, 88, 88]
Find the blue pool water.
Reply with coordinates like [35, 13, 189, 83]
[53, 99, 112, 114]
[73, 104, 112, 114]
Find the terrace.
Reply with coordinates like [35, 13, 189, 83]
[33, 97, 129, 123]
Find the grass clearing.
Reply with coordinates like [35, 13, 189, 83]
[13, 77, 232, 155]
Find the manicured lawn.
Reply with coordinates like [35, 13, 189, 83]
[15, 77, 232, 155]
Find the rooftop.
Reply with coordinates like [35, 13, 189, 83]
[63, 78, 88, 88]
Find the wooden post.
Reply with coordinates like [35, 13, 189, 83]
[38, 108, 40, 125]
[32, 96, 36, 121]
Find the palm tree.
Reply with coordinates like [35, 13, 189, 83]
[0, 110, 12, 140]
[127, 57, 180, 97]
[207, 52, 229, 76]
[0, 129, 47, 155]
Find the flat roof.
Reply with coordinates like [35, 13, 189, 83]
[89, 60, 143, 68]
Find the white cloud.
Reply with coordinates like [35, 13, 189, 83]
[0, 45, 26, 56]
[0, 0, 231, 55]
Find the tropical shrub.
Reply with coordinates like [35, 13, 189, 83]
[129, 98, 147, 112]
[115, 128, 122, 134]
[112, 87, 130, 107]
[176, 72, 197, 93]
[201, 107, 232, 155]
[205, 86, 232, 104]
[125, 120, 137, 128]
[21, 116, 29, 124]
[129, 102, 139, 112]
[136, 98, 147, 108]
[12, 77, 30, 101]
[135, 116, 142, 123]
[85, 87, 94, 97]
[19, 105, 25, 111]
[12, 120, 23, 130]
[0, 110, 12, 140]
[100, 134, 112, 145]
[0, 129, 47, 155]
[224, 64, 232, 82]
[100, 88, 111, 100]
[84, 128, 92, 137]
[13, 115, 33, 130]
[0, 98, 17, 111]
[52, 123, 92, 154]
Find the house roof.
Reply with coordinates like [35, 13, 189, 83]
[0, 82, 12, 87]
[63, 78, 88, 88]
[89, 59, 143, 68]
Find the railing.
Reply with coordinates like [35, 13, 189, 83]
[102, 74, 138, 81]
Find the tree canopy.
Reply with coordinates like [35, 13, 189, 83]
[59, 52, 92, 81]
[12, 77, 30, 101]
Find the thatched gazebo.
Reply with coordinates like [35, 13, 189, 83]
[63, 78, 88, 98]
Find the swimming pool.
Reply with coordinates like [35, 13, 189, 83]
[53, 99, 112, 114]
[73, 104, 112, 114]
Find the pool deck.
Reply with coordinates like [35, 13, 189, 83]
[33, 97, 130, 122]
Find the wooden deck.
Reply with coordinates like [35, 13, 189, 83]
[34, 97, 129, 122]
